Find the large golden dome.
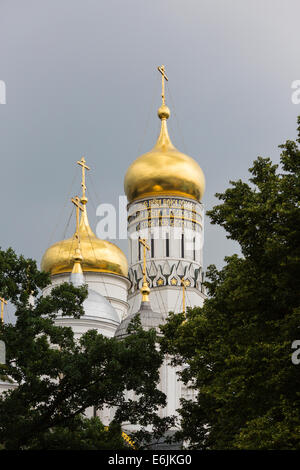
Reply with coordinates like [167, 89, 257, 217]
[124, 104, 205, 203]
[41, 208, 128, 277]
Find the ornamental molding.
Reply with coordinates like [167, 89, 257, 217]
[128, 260, 205, 294]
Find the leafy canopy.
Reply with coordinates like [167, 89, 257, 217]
[0, 248, 170, 449]
[161, 116, 300, 449]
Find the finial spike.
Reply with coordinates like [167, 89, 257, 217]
[139, 238, 150, 302]
[71, 195, 84, 273]
[181, 278, 190, 320]
[157, 65, 168, 106]
[157, 65, 170, 120]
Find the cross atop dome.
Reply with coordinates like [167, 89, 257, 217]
[71, 195, 84, 277]
[41, 156, 128, 277]
[157, 65, 170, 121]
[157, 65, 168, 106]
[139, 238, 150, 302]
[124, 67, 205, 203]
[77, 156, 90, 205]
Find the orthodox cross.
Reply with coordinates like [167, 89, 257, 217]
[181, 278, 190, 317]
[71, 196, 84, 251]
[77, 157, 90, 204]
[0, 297, 7, 323]
[139, 238, 150, 286]
[157, 65, 168, 105]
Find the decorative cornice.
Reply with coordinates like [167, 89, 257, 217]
[128, 260, 205, 294]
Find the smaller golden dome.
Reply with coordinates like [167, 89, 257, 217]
[41, 208, 128, 277]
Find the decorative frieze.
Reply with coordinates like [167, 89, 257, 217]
[128, 260, 205, 294]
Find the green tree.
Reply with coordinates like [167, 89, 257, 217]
[28, 416, 128, 450]
[161, 117, 300, 449]
[0, 248, 170, 449]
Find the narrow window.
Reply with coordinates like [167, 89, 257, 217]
[193, 236, 196, 261]
[181, 233, 185, 258]
[148, 208, 151, 227]
[138, 237, 141, 261]
[151, 235, 155, 258]
[166, 233, 169, 257]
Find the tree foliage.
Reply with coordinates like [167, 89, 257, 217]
[28, 416, 127, 450]
[161, 117, 300, 449]
[0, 249, 169, 449]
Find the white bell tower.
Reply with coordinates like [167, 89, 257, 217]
[127, 197, 206, 316]
[124, 66, 206, 317]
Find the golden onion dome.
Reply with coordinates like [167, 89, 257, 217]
[41, 208, 128, 277]
[124, 104, 205, 203]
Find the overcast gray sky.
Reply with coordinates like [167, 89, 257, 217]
[0, 0, 299, 273]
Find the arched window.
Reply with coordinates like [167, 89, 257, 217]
[148, 207, 151, 227]
[151, 234, 155, 258]
[193, 236, 196, 261]
[181, 233, 185, 258]
[166, 233, 169, 257]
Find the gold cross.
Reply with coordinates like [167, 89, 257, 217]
[139, 238, 150, 285]
[77, 157, 90, 204]
[0, 297, 7, 323]
[181, 278, 190, 316]
[71, 196, 84, 249]
[157, 65, 168, 105]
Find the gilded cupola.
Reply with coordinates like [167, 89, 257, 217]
[41, 157, 128, 278]
[124, 65, 205, 203]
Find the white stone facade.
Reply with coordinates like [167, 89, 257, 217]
[127, 195, 206, 316]
[42, 271, 130, 325]
[125, 195, 206, 432]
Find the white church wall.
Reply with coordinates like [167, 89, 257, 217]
[42, 271, 130, 323]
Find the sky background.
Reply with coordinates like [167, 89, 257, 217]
[0, 0, 300, 278]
